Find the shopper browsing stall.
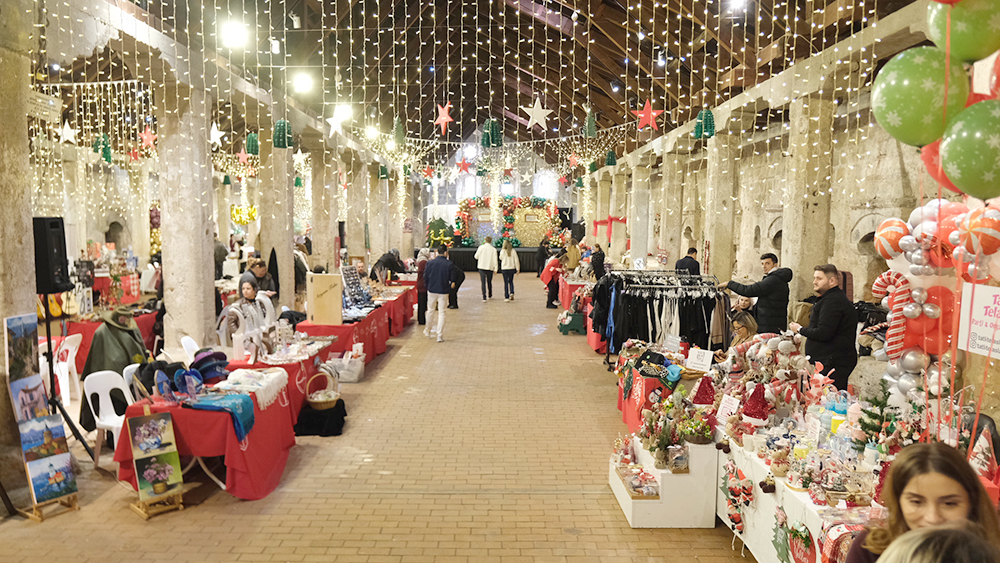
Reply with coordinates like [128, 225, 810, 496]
[240, 257, 278, 306]
[541, 253, 568, 309]
[714, 311, 758, 363]
[723, 253, 791, 333]
[369, 248, 405, 282]
[845, 442, 1000, 563]
[536, 238, 550, 277]
[415, 248, 431, 325]
[565, 238, 581, 270]
[877, 522, 1000, 563]
[789, 264, 858, 390]
[227, 278, 270, 337]
[591, 243, 606, 280]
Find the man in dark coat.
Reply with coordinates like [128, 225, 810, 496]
[790, 264, 859, 391]
[724, 253, 793, 334]
[369, 249, 405, 282]
[79, 306, 149, 434]
[675, 248, 700, 276]
[423, 246, 457, 342]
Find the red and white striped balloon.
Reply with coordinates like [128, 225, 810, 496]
[875, 218, 909, 260]
[872, 270, 911, 360]
[960, 206, 1000, 256]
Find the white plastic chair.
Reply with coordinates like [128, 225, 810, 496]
[180, 335, 200, 363]
[123, 363, 141, 401]
[83, 370, 135, 468]
[60, 333, 84, 400]
[216, 305, 232, 347]
[256, 294, 277, 327]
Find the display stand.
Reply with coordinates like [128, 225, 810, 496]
[16, 493, 79, 523]
[129, 482, 199, 520]
[0, 478, 14, 517]
[609, 439, 719, 528]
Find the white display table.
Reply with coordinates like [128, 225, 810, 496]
[715, 445, 828, 563]
[609, 440, 719, 528]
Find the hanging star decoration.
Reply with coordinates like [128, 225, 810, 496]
[434, 102, 454, 135]
[423, 165, 435, 178]
[558, 176, 569, 186]
[139, 125, 157, 149]
[292, 149, 308, 170]
[456, 158, 473, 174]
[522, 97, 553, 130]
[59, 120, 77, 144]
[327, 116, 342, 137]
[128, 147, 140, 162]
[237, 147, 250, 164]
[502, 167, 514, 179]
[569, 153, 580, 168]
[632, 99, 664, 131]
[210, 122, 224, 147]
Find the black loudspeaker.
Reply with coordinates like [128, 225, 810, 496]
[33, 217, 75, 295]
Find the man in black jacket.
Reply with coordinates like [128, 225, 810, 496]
[789, 264, 858, 391]
[675, 248, 700, 275]
[723, 253, 793, 334]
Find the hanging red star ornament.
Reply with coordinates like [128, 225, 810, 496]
[423, 165, 435, 178]
[558, 176, 569, 186]
[139, 125, 157, 149]
[128, 147, 140, 162]
[237, 147, 250, 164]
[434, 102, 454, 136]
[502, 168, 514, 179]
[456, 158, 472, 174]
[569, 153, 580, 167]
[632, 99, 663, 131]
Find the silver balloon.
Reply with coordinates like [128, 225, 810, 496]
[899, 346, 931, 373]
[881, 296, 891, 309]
[926, 364, 941, 382]
[941, 349, 964, 367]
[911, 287, 928, 304]
[969, 262, 990, 279]
[923, 303, 942, 319]
[921, 264, 938, 276]
[881, 373, 899, 387]
[886, 312, 894, 323]
[953, 247, 976, 263]
[903, 250, 914, 262]
[949, 229, 962, 248]
[910, 248, 926, 265]
[886, 360, 904, 378]
[902, 302, 923, 319]
[873, 347, 889, 361]
[899, 235, 920, 253]
[913, 222, 938, 243]
[909, 264, 925, 276]
[897, 373, 919, 394]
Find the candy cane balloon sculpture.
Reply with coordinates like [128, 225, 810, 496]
[872, 270, 911, 360]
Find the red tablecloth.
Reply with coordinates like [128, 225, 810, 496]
[114, 345, 333, 500]
[297, 306, 390, 365]
[93, 274, 141, 305]
[558, 278, 587, 310]
[382, 287, 416, 336]
[617, 368, 666, 433]
[585, 304, 607, 354]
[66, 312, 157, 374]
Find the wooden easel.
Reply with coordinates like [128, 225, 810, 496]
[17, 493, 80, 523]
[129, 483, 198, 520]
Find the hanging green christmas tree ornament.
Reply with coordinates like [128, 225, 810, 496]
[575, 177, 584, 188]
[480, 118, 503, 148]
[92, 136, 102, 153]
[246, 132, 259, 155]
[393, 116, 405, 146]
[694, 109, 715, 139]
[588, 162, 598, 173]
[273, 119, 292, 149]
[583, 111, 597, 138]
[403, 164, 411, 176]
[605, 151, 617, 166]
[223, 175, 232, 185]
[378, 165, 389, 179]
[101, 134, 112, 163]
[476, 166, 487, 177]
[294, 176, 303, 187]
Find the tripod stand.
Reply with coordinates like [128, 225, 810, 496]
[39, 295, 95, 462]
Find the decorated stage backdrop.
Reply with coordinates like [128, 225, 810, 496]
[455, 196, 560, 247]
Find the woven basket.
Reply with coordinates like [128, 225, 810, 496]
[683, 434, 713, 445]
[306, 372, 340, 411]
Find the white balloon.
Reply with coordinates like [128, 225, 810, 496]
[881, 296, 891, 309]
[887, 254, 912, 275]
[899, 235, 920, 253]
[953, 247, 976, 263]
[897, 373, 919, 394]
[912, 221, 939, 244]
[924, 199, 949, 212]
[969, 262, 990, 279]
[909, 207, 937, 227]
[910, 248, 926, 265]
[902, 302, 923, 319]
[949, 229, 962, 247]
[923, 303, 941, 319]
[873, 348, 889, 361]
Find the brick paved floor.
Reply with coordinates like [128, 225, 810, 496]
[0, 274, 752, 562]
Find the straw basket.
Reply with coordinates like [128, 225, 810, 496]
[307, 371, 340, 410]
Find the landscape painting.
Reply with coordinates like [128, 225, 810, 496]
[5, 314, 40, 383]
[19, 414, 68, 461]
[26, 452, 77, 504]
[9, 373, 49, 422]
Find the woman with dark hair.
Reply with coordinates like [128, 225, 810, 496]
[845, 442, 1000, 563]
[878, 522, 1000, 563]
[591, 243, 606, 280]
[227, 278, 268, 336]
[536, 238, 550, 278]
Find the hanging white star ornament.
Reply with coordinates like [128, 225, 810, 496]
[292, 149, 308, 170]
[327, 116, 343, 137]
[209, 122, 224, 147]
[59, 120, 77, 144]
[522, 97, 553, 130]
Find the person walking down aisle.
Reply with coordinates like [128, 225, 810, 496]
[724, 253, 792, 333]
[447, 251, 466, 309]
[541, 254, 568, 309]
[591, 243, 606, 280]
[536, 238, 550, 277]
[415, 248, 431, 325]
[565, 238, 581, 270]
[789, 264, 858, 390]
[423, 246, 456, 342]
[500, 240, 520, 301]
[475, 237, 499, 302]
[675, 247, 700, 276]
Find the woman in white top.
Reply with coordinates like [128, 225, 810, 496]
[499, 240, 521, 301]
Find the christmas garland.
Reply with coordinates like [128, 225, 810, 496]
[454, 195, 560, 247]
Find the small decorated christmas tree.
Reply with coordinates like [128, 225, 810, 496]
[853, 379, 892, 452]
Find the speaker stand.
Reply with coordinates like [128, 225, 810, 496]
[40, 295, 95, 462]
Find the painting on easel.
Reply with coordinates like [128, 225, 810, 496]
[134, 452, 183, 501]
[19, 414, 69, 462]
[4, 313, 40, 383]
[26, 452, 77, 504]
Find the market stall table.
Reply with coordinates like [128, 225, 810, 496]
[297, 306, 390, 365]
[558, 277, 588, 310]
[379, 287, 417, 336]
[93, 273, 141, 305]
[113, 344, 334, 500]
[66, 312, 157, 375]
[585, 304, 607, 354]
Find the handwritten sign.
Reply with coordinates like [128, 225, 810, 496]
[958, 283, 1000, 358]
[717, 394, 740, 421]
[686, 348, 713, 372]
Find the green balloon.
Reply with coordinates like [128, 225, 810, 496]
[928, 0, 1000, 63]
[940, 100, 1000, 200]
[872, 46, 969, 147]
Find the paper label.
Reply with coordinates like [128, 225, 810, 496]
[664, 335, 681, 353]
[687, 348, 713, 372]
[806, 418, 821, 443]
[717, 394, 740, 421]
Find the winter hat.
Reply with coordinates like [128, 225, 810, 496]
[742, 383, 770, 426]
[690, 376, 716, 408]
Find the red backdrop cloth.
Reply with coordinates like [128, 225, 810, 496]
[114, 345, 333, 500]
[558, 278, 587, 311]
[297, 307, 390, 365]
[92, 275, 141, 305]
[617, 368, 666, 433]
[66, 312, 157, 374]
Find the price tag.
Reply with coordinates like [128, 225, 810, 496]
[806, 417, 821, 443]
[664, 335, 681, 353]
[717, 394, 740, 421]
[686, 348, 713, 372]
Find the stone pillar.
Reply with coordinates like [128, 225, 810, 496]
[629, 157, 653, 268]
[783, 95, 835, 300]
[595, 175, 612, 252]
[703, 133, 739, 280]
[257, 126, 295, 311]
[344, 155, 368, 263]
[311, 146, 336, 271]
[609, 171, 629, 265]
[156, 85, 216, 353]
[369, 165, 389, 261]
[0, 0, 38, 494]
[659, 157, 684, 265]
[396, 175, 415, 259]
